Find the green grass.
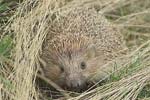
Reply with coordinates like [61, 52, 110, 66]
[0, 35, 13, 58]
[138, 84, 150, 99]
[109, 54, 142, 82]
[0, 1, 14, 92]
[0, 35, 13, 98]
[0, 0, 19, 27]
[0, 0, 16, 57]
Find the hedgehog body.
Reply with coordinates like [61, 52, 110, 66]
[40, 6, 127, 90]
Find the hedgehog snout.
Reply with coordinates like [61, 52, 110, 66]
[66, 73, 87, 91]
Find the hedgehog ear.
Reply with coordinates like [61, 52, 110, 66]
[86, 45, 96, 59]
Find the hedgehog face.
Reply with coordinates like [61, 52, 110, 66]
[58, 47, 98, 91]
[46, 34, 94, 91]
[58, 53, 89, 91]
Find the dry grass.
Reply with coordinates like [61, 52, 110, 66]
[0, 0, 150, 100]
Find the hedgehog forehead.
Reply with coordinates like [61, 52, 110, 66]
[49, 34, 90, 59]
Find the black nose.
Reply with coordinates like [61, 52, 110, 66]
[68, 79, 87, 92]
[66, 73, 87, 91]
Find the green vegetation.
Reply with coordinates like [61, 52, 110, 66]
[0, 35, 13, 57]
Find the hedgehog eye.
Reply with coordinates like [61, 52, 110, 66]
[60, 66, 64, 72]
[80, 61, 86, 70]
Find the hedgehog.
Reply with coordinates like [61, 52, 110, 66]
[40, 6, 127, 91]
